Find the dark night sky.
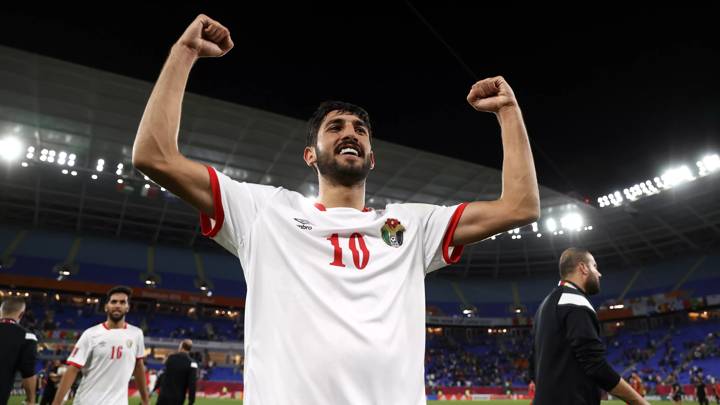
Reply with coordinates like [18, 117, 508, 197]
[2, 3, 718, 201]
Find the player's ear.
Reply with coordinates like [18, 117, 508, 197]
[369, 151, 375, 170]
[304, 146, 317, 167]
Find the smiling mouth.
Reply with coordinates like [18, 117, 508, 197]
[336, 144, 362, 158]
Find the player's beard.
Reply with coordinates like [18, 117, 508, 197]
[586, 272, 601, 295]
[108, 310, 126, 323]
[315, 148, 372, 187]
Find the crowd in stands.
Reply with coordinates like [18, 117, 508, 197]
[11, 292, 720, 390]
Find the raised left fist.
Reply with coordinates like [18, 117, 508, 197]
[466, 76, 518, 113]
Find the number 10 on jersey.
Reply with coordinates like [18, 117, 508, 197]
[327, 233, 370, 270]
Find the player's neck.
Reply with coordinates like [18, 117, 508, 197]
[562, 277, 586, 294]
[316, 178, 366, 210]
[105, 318, 126, 329]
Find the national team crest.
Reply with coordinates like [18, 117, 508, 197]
[381, 218, 405, 248]
[126, 339, 133, 349]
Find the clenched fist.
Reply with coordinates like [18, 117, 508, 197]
[176, 14, 234, 58]
[466, 76, 518, 114]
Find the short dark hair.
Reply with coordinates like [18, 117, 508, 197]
[306, 101, 372, 147]
[106, 285, 133, 302]
[0, 297, 26, 316]
[559, 247, 591, 279]
[181, 339, 193, 351]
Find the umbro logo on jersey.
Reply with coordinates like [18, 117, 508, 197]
[381, 218, 405, 248]
[294, 218, 313, 230]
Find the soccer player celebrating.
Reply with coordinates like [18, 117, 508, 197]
[52, 286, 149, 405]
[133, 14, 539, 404]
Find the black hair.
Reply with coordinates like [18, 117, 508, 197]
[106, 285, 133, 302]
[306, 101, 372, 147]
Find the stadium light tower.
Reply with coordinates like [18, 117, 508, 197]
[0, 137, 23, 161]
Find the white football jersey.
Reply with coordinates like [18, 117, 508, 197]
[201, 167, 467, 405]
[66, 322, 145, 405]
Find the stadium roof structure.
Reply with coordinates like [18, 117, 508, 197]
[1, 46, 718, 277]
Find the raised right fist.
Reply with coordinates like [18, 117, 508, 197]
[177, 14, 233, 58]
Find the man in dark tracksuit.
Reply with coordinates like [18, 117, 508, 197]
[156, 339, 197, 405]
[0, 297, 38, 405]
[532, 247, 649, 405]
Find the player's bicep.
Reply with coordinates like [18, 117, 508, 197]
[134, 155, 214, 217]
[452, 199, 534, 245]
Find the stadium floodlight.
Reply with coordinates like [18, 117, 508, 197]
[537, 233, 542, 237]
[698, 153, 720, 176]
[21, 162, 28, 167]
[117, 179, 123, 184]
[561, 213, 583, 231]
[661, 165, 694, 187]
[558, 230, 564, 235]
[70, 171, 77, 176]
[0, 137, 23, 161]
[61, 169, 68, 175]
[516, 234, 522, 239]
[58, 151, 67, 165]
[531, 222, 538, 232]
[91, 174, 98, 180]
[545, 218, 557, 232]
[144, 184, 150, 189]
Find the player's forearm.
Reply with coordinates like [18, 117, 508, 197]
[132, 44, 197, 174]
[134, 364, 150, 400]
[52, 368, 78, 405]
[22, 376, 37, 403]
[496, 105, 540, 223]
[610, 378, 650, 405]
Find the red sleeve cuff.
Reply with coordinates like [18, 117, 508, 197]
[441, 202, 469, 264]
[200, 165, 225, 238]
[66, 361, 84, 369]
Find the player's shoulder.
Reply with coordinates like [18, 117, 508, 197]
[124, 323, 145, 336]
[86, 323, 108, 334]
[556, 289, 595, 313]
[24, 329, 38, 342]
[390, 202, 455, 218]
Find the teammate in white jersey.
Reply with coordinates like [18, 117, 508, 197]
[133, 15, 539, 404]
[52, 286, 150, 405]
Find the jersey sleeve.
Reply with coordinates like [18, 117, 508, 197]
[200, 166, 280, 256]
[562, 307, 621, 391]
[404, 202, 469, 273]
[19, 331, 38, 378]
[135, 330, 146, 359]
[66, 331, 91, 368]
